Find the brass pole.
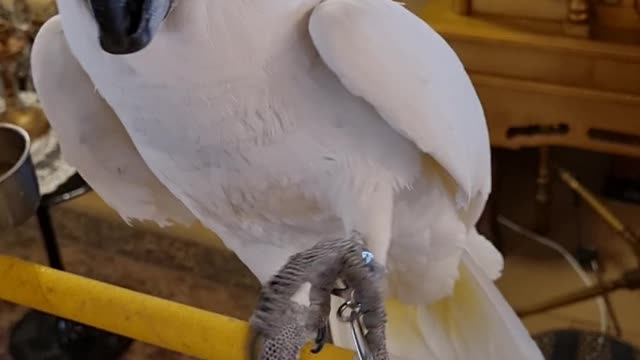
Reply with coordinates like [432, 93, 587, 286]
[518, 269, 640, 317]
[557, 168, 640, 262]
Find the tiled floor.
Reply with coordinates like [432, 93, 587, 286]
[1, 147, 639, 359]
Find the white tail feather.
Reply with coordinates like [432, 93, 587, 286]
[329, 253, 543, 359]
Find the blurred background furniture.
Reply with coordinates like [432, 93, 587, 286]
[407, 0, 640, 244]
[405, 1, 640, 353]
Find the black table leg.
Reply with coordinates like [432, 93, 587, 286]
[9, 174, 133, 360]
[535, 147, 552, 235]
[489, 148, 505, 254]
[36, 205, 64, 270]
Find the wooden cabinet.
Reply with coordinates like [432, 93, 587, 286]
[417, 0, 640, 42]
[409, 0, 640, 157]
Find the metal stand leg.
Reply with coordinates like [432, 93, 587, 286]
[535, 147, 552, 234]
[9, 204, 133, 360]
[489, 148, 504, 253]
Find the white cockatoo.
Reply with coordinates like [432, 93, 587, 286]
[31, 0, 543, 359]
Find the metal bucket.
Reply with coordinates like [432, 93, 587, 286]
[0, 123, 40, 232]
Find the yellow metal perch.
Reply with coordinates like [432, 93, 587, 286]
[0, 255, 353, 360]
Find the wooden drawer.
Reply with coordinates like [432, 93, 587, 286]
[473, 74, 640, 156]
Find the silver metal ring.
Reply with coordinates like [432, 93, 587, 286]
[337, 300, 361, 323]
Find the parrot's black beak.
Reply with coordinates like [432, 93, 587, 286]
[88, 0, 174, 55]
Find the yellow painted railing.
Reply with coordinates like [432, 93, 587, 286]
[0, 255, 353, 359]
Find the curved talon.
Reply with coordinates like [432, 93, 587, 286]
[311, 324, 328, 354]
[249, 234, 388, 359]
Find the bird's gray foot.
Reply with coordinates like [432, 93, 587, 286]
[249, 302, 312, 360]
[248, 233, 389, 360]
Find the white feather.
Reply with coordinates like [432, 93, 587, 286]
[31, 16, 194, 226]
[309, 0, 491, 210]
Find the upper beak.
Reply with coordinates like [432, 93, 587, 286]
[88, 0, 173, 55]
